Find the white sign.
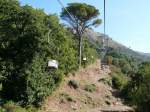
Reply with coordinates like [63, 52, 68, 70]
[48, 60, 58, 69]
[83, 57, 87, 61]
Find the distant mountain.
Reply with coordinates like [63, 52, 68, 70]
[144, 53, 150, 57]
[85, 29, 150, 62]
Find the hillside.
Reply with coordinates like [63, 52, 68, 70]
[0, 1, 150, 112]
[85, 29, 150, 61]
[42, 60, 134, 112]
[143, 53, 150, 57]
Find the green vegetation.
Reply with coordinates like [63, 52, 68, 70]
[82, 38, 98, 66]
[98, 78, 112, 86]
[0, 101, 39, 112]
[68, 80, 79, 89]
[122, 62, 150, 112]
[1, 1, 150, 112]
[101, 48, 138, 92]
[0, 107, 6, 112]
[104, 48, 150, 112]
[84, 84, 96, 93]
[0, 0, 77, 105]
[112, 73, 128, 90]
[0, 0, 98, 108]
[61, 3, 101, 66]
[105, 48, 139, 74]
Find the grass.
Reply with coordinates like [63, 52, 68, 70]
[0, 106, 6, 112]
[1, 101, 40, 112]
[98, 78, 112, 86]
[60, 93, 75, 103]
[84, 84, 96, 93]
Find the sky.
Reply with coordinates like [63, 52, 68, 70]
[19, 0, 150, 53]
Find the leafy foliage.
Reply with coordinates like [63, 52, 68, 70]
[112, 73, 128, 90]
[105, 48, 139, 74]
[61, 3, 101, 66]
[122, 62, 150, 112]
[109, 65, 128, 91]
[61, 3, 101, 30]
[0, 0, 97, 106]
[82, 38, 97, 66]
[104, 48, 150, 111]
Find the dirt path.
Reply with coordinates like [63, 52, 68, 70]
[42, 60, 134, 112]
[91, 106, 134, 112]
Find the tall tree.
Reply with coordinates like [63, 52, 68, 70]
[61, 3, 101, 67]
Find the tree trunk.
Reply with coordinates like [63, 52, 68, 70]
[79, 35, 83, 68]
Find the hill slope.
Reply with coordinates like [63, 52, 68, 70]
[85, 29, 150, 61]
[42, 60, 134, 112]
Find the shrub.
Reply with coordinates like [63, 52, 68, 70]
[0, 1, 78, 105]
[68, 80, 79, 89]
[2, 101, 39, 112]
[98, 78, 106, 82]
[82, 38, 97, 66]
[0, 0, 97, 106]
[98, 78, 112, 86]
[112, 73, 128, 90]
[84, 84, 96, 92]
[122, 62, 150, 112]
[3, 101, 27, 112]
[60, 93, 75, 102]
[0, 107, 6, 112]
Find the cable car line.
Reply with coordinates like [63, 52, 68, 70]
[101, 0, 109, 66]
[57, 0, 75, 23]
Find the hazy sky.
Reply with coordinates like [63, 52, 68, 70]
[19, 0, 150, 53]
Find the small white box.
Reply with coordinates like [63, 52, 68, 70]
[48, 60, 58, 69]
[83, 57, 87, 61]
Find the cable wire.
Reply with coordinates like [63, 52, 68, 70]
[57, 0, 75, 23]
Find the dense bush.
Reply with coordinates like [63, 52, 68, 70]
[112, 73, 128, 90]
[122, 62, 150, 112]
[110, 65, 128, 90]
[0, 0, 97, 106]
[0, 0, 77, 105]
[105, 48, 150, 112]
[105, 49, 139, 74]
